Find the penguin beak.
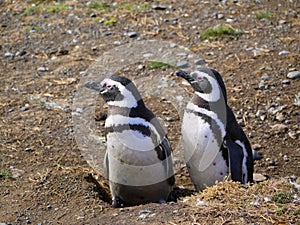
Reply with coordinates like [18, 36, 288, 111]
[84, 81, 107, 94]
[85, 81, 100, 91]
[175, 70, 197, 84]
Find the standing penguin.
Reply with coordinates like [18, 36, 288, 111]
[176, 68, 253, 191]
[85, 76, 175, 207]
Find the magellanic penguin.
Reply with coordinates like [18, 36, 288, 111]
[176, 68, 253, 191]
[85, 76, 175, 207]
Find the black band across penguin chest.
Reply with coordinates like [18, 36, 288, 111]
[105, 104, 170, 161]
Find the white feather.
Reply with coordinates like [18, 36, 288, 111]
[194, 71, 221, 102]
[186, 102, 226, 137]
[102, 78, 138, 108]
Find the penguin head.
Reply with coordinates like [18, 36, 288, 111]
[176, 70, 212, 94]
[176, 68, 227, 102]
[85, 76, 142, 108]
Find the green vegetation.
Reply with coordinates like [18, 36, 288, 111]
[22, 4, 69, 16]
[0, 170, 13, 180]
[103, 16, 117, 26]
[87, 1, 111, 11]
[254, 10, 275, 20]
[201, 24, 243, 40]
[145, 61, 172, 70]
[87, 1, 151, 12]
[121, 3, 151, 11]
[275, 206, 287, 215]
[25, 25, 42, 31]
[271, 191, 294, 204]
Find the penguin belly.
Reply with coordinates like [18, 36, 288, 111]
[182, 112, 229, 191]
[106, 131, 172, 205]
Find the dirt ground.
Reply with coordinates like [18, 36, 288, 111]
[0, 0, 299, 224]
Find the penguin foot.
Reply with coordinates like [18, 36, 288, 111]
[112, 196, 126, 208]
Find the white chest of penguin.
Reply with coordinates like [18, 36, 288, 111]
[182, 103, 229, 191]
[105, 114, 168, 186]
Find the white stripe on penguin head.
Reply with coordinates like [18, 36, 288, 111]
[102, 78, 138, 108]
[194, 71, 221, 102]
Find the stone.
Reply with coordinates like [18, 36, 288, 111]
[282, 79, 290, 84]
[37, 67, 48, 72]
[279, 50, 290, 55]
[152, 5, 167, 10]
[287, 71, 300, 79]
[288, 131, 298, 139]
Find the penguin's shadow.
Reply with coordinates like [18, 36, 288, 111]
[170, 186, 196, 202]
[85, 173, 112, 204]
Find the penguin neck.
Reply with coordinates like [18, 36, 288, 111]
[107, 100, 155, 121]
[191, 93, 210, 109]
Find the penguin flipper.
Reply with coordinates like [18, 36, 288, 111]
[157, 137, 175, 186]
[226, 139, 244, 183]
[103, 151, 109, 179]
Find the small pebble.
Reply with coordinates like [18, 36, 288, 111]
[287, 71, 300, 79]
[288, 131, 298, 139]
[103, 31, 112, 36]
[165, 116, 173, 122]
[275, 113, 285, 122]
[139, 209, 152, 214]
[269, 159, 276, 166]
[79, 71, 87, 76]
[226, 18, 236, 23]
[113, 41, 121, 45]
[21, 103, 30, 111]
[37, 67, 48, 72]
[152, 5, 167, 10]
[261, 74, 269, 80]
[176, 61, 189, 68]
[25, 147, 33, 152]
[282, 79, 290, 84]
[217, 13, 224, 19]
[4, 52, 14, 57]
[16, 50, 26, 56]
[283, 155, 289, 162]
[253, 173, 267, 182]
[255, 109, 265, 117]
[279, 50, 290, 55]
[126, 32, 137, 38]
